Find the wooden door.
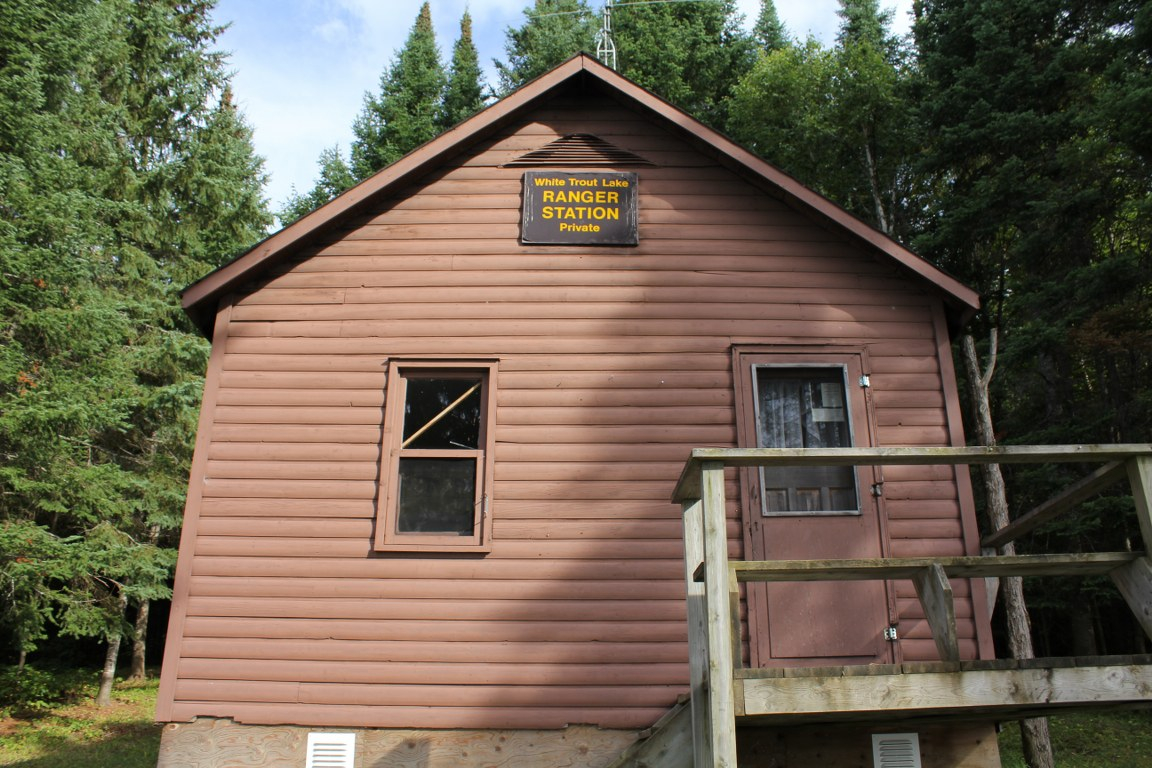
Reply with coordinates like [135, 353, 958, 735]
[734, 349, 896, 667]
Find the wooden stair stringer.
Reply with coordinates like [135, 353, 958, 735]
[605, 695, 694, 768]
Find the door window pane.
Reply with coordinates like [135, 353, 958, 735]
[755, 367, 858, 514]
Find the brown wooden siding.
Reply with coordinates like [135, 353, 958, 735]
[160, 94, 984, 729]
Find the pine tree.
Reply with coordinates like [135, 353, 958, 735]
[286, 3, 493, 220]
[914, 0, 1151, 703]
[351, 2, 446, 179]
[496, 0, 597, 94]
[280, 146, 358, 224]
[0, 0, 269, 693]
[836, 0, 894, 50]
[440, 11, 486, 129]
[753, 0, 788, 52]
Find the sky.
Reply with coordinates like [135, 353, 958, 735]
[210, 0, 915, 212]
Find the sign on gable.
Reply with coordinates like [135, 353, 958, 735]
[521, 171, 638, 246]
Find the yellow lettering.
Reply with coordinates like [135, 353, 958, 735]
[542, 191, 555, 202]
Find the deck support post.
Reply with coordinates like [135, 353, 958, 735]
[700, 461, 738, 767]
[1128, 457, 1152, 553]
[913, 563, 960, 662]
[1112, 557, 1152, 641]
[1121, 457, 1152, 641]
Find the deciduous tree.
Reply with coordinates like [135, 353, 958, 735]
[730, 0, 918, 236]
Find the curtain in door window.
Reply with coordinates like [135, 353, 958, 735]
[755, 368, 857, 514]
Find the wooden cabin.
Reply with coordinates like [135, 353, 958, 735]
[156, 53, 1046, 767]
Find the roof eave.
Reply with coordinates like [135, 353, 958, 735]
[181, 56, 593, 337]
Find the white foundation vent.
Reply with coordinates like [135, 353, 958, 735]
[305, 732, 356, 768]
[872, 732, 922, 768]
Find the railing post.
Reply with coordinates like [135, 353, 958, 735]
[682, 496, 712, 768]
[700, 461, 738, 767]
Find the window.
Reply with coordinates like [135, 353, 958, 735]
[376, 360, 497, 551]
[752, 365, 860, 515]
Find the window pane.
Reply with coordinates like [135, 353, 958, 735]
[397, 458, 476, 534]
[402, 377, 481, 450]
[755, 367, 858, 514]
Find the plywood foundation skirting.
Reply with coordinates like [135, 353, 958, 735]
[737, 723, 1001, 768]
[156, 719, 639, 768]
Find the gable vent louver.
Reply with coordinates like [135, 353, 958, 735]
[305, 732, 356, 768]
[505, 133, 654, 167]
[872, 733, 922, 768]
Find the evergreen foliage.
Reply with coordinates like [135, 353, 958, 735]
[283, 4, 486, 221]
[612, 0, 756, 129]
[496, 0, 754, 130]
[914, 0, 1152, 654]
[280, 147, 358, 225]
[0, 0, 270, 672]
[753, 0, 788, 52]
[496, 0, 597, 94]
[441, 11, 487, 128]
[351, 2, 446, 180]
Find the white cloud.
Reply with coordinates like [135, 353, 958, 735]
[314, 18, 351, 44]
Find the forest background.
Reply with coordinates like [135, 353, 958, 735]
[1, 0, 1149, 709]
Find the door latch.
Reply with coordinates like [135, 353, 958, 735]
[884, 626, 898, 641]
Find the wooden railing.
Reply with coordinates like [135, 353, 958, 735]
[672, 445, 1152, 768]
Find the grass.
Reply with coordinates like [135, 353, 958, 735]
[997, 710, 1152, 767]
[0, 670, 161, 768]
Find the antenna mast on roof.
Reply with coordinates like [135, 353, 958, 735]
[530, 0, 717, 72]
[595, 0, 618, 69]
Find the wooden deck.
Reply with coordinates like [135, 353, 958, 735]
[735, 656, 1152, 724]
[674, 445, 1152, 767]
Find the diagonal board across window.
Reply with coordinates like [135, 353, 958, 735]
[521, 171, 638, 245]
[376, 360, 497, 552]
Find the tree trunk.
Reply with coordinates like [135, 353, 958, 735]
[861, 127, 890, 235]
[129, 598, 150, 681]
[961, 332, 1054, 768]
[128, 524, 161, 681]
[96, 590, 129, 707]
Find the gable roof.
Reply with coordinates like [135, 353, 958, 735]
[182, 53, 979, 338]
